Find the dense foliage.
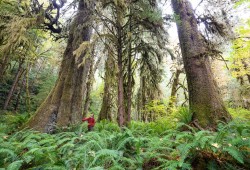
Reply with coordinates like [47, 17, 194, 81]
[0, 109, 250, 169]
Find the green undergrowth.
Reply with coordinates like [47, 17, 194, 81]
[0, 118, 249, 170]
[228, 107, 250, 120]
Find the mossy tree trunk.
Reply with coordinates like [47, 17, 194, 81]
[171, 0, 232, 130]
[117, 10, 126, 127]
[98, 53, 115, 122]
[27, 0, 93, 133]
[124, 13, 133, 125]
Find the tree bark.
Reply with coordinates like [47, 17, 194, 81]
[171, 0, 232, 130]
[26, 0, 93, 133]
[83, 58, 94, 117]
[3, 62, 25, 110]
[124, 13, 133, 125]
[117, 14, 125, 127]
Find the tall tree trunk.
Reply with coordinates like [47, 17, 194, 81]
[117, 15, 125, 127]
[3, 62, 25, 110]
[27, 0, 93, 133]
[83, 58, 94, 117]
[124, 13, 133, 125]
[98, 53, 114, 121]
[171, 0, 232, 130]
[140, 76, 147, 122]
[125, 48, 132, 124]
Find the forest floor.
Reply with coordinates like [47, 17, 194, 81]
[0, 108, 250, 170]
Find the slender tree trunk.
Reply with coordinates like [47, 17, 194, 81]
[117, 16, 125, 127]
[141, 76, 146, 122]
[27, 0, 93, 133]
[171, 0, 232, 130]
[83, 58, 94, 117]
[3, 62, 25, 110]
[168, 69, 181, 110]
[83, 54, 101, 117]
[125, 13, 133, 125]
[98, 54, 114, 121]
[125, 49, 132, 124]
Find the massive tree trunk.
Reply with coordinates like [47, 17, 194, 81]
[27, 0, 93, 133]
[171, 0, 232, 130]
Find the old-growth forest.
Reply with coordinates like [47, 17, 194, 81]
[0, 0, 250, 169]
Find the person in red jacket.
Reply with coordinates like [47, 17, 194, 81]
[82, 114, 95, 131]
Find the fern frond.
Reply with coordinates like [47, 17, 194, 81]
[223, 147, 244, 164]
[6, 160, 23, 170]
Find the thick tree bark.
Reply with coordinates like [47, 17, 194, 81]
[98, 54, 114, 121]
[3, 62, 25, 110]
[27, 0, 93, 133]
[171, 0, 232, 130]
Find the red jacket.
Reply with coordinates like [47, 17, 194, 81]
[82, 117, 95, 127]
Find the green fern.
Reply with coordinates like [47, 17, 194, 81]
[223, 147, 244, 164]
[6, 160, 23, 170]
[0, 148, 17, 162]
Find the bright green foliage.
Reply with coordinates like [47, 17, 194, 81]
[228, 107, 250, 120]
[89, 83, 104, 116]
[0, 0, 43, 60]
[143, 100, 168, 119]
[0, 112, 31, 134]
[175, 107, 193, 124]
[235, 0, 250, 8]
[230, 2, 250, 80]
[0, 117, 249, 169]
